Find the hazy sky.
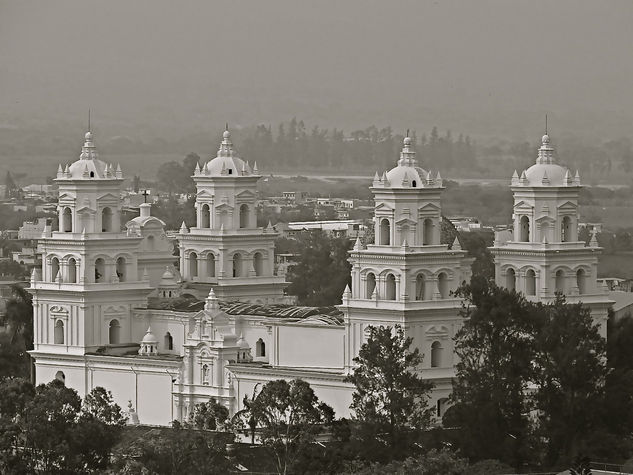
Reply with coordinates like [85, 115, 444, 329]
[2, 0, 633, 140]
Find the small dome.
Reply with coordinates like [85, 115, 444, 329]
[141, 327, 158, 344]
[223, 129, 231, 139]
[236, 334, 250, 349]
[386, 165, 429, 187]
[63, 130, 121, 180]
[159, 267, 178, 287]
[403, 136, 412, 146]
[199, 127, 255, 177]
[542, 134, 550, 144]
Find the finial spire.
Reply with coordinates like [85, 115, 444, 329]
[406, 128, 409, 138]
[88, 108, 91, 132]
[225, 122, 229, 131]
[545, 114, 548, 135]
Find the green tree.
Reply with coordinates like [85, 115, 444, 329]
[446, 278, 539, 468]
[235, 379, 334, 475]
[345, 325, 434, 462]
[286, 230, 352, 306]
[0, 284, 33, 378]
[534, 297, 607, 467]
[189, 398, 230, 431]
[0, 377, 35, 473]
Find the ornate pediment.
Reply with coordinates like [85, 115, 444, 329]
[236, 189, 256, 200]
[535, 215, 555, 223]
[513, 200, 533, 211]
[50, 305, 69, 314]
[197, 189, 214, 199]
[418, 202, 440, 212]
[375, 203, 394, 212]
[395, 217, 417, 226]
[215, 202, 234, 212]
[58, 192, 75, 202]
[97, 193, 120, 202]
[557, 200, 578, 211]
[426, 324, 450, 340]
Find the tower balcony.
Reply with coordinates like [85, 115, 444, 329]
[30, 280, 152, 292]
[341, 296, 463, 312]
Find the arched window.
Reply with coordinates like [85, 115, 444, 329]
[189, 252, 198, 278]
[386, 273, 396, 300]
[102, 207, 113, 232]
[431, 341, 442, 368]
[437, 272, 449, 299]
[239, 204, 249, 229]
[233, 253, 242, 277]
[51, 257, 60, 282]
[95, 258, 105, 283]
[253, 252, 264, 276]
[62, 207, 72, 232]
[147, 235, 155, 250]
[437, 398, 449, 418]
[577, 269, 587, 294]
[555, 269, 565, 294]
[68, 257, 77, 283]
[55, 371, 66, 384]
[519, 216, 530, 242]
[412, 180, 417, 188]
[256, 338, 266, 357]
[116, 257, 126, 282]
[164, 332, 173, 350]
[525, 269, 536, 296]
[366, 273, 376, 298]
[423, 218, 433, 245]
[416, 274, 425, 301]
[202, 364, 210, 385]
[506, 268, 516, 291]
[109, 319, 121, 344]
[54, 319, 64, 344]
[201, 204, 211, 228]
[207, 253, 216, 277]
[561, 216, 572, 242]
[379, 219, 391, 245]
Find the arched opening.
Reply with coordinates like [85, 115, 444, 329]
[68, 258, 77, 283]
[437, 272, 449, 299]
[366, 273, 376, 298]
[207, 253, 216, 277]
[90, 171, 94, 178]
[201, 204, 211, 228]
[116, 257, 126, 282]
[51, 257, 60, 281]
[526, 269, 536, 296]
[561, 216, 572, 242]
[437, 398, 449, 418]
[233, 253, 242, 277]
[577, 269, 587, 294]
[189, 252, 198, 278]
[101, 207, 113, 232]
[431, 341, 442, 368]
[416, 274, 426, 301]
[412, 180, 417, 188]
[506, 268, 516, 291]
[239, 204, 249, 229]
[519, 216, 530, 242]
[202, 364, 210, 385]
[386, 273, 396, 300]
[555, 269, 565, 294]
[55, 371, 66, 384]
[147, 235, 155, 250]
[109, 319, 121, 344]
[95, 258, 105, 283]
[256, 338, 266, 357]
[379, 219, 391, 245]
[164, 332, 173, 350]
[423, 218, 434, 245]
[62, 207, 72, 232]
[54, 319, 64, 344]
[253, 252, 264, 276]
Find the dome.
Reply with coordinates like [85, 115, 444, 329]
[524, 162, 569, 187]
[236, 334, 250, 349]
[198, 128, 256, 177]
[141, 327, 158, 344]
[61, 130, 122, 180]
[159, 267, 178, 287]
[378, 135, 438, 188]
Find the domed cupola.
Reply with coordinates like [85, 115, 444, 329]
[236, 333, 252, 362]
[512, 134, 580, 188]
[58, 131, 123, 181]
[138, 327, 158, 356]
[158, 267, 180, 299]
[373, 135, 441, 189]
[195, 126, 259, 178]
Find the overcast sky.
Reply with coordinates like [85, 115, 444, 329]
[2, 0, 632, 140]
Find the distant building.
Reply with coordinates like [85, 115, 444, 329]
[447, 216, 482, 233]
[277, 219, 367, 240]
[18, 217, 50, 240]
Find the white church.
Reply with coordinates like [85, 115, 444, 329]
[28, 127, 611, 425]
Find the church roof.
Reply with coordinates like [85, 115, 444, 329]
[195, 128, 258, 178]
[373, 135, 441, 189]
[58, 131, 123, 181]
[513, 134, 580, 187]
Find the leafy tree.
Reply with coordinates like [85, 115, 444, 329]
[235, 379, 334, 475]
[533, 297, 607, 466]
[156, 160, 188, 195]
[0, 284, 33, 378]
[111, 422, 233, 474]
[189, 398, 230, 431]
[446, 278, 539, 469]
[0, 377, 35, 473]
[349, 448, 468, 475]
[345, 325, 434, 462]
[286, 230, 352, 306]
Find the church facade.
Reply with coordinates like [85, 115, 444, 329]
[28, 127, 610, 426]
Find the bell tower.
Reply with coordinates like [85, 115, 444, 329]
[490, 132, 611, 336]
[178, 127, 288, 303]
[29, 128, 153, 391]
[339, 135, 473, 413]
